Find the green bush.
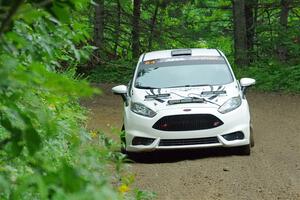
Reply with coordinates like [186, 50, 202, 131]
[89, 60, 136, 84]
[234, 61, 300, 93]
[0, 1, 153, 199]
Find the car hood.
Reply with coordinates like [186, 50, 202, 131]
[131, 82, 240, 111]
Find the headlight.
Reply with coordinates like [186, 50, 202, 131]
[131, 102, 157, 117]
[218, 96, 242, 114]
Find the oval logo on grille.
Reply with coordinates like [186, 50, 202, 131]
[183, 109, 191, 112]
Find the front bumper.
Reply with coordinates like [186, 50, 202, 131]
[124, 102, 250, 152]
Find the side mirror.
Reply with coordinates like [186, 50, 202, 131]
[240, 78, 256, 95]
[112, 85, 127, 94]
[240, 78, 256, 87]
[112, 85, 128, 105]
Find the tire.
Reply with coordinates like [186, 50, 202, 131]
[250, 125, 255, 147]
[236, 125, 253, 155]
[242, 144, 251, 155]
[120, 124, 127, 154]
[121, 146, 127, 154]
[237, 144, 251, 155]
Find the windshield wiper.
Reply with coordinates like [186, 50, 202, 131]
[187, 84, 213, 87]
[166, 84, 212, 88]
[136, 86, 158, 89]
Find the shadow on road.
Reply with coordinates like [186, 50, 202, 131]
[126, 147, 248, 164]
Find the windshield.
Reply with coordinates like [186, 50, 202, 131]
[134, 59, 233, 89]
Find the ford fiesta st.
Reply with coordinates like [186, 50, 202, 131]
[112, 48, 256, 155]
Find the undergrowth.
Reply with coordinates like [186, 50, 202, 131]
[234, 61, 300, 93]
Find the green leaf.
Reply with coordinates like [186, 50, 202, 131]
[0, 115, 23, 156]
[61, 162, 86, 193]
[51, 3, 70, 23]
[17, 3, 45, 24]
[24, 126, 41, 155]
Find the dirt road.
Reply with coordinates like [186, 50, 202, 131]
[83, 84, 300, 200]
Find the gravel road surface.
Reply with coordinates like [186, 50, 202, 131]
[83, 84, 300, 200]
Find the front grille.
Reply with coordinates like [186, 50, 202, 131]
[159, 137, 219, 146]
[152, 114, 223, 131]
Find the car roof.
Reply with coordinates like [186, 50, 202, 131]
[142, 48, 221, 62]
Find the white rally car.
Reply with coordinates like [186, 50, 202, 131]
[112, 49, 255, 155]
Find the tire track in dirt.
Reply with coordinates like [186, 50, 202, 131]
[82, 84, 300, 200]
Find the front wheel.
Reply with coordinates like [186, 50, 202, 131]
[250, 125, 254, 147]
[238, 144, 251, 155]
[236, 126, 253, 155]
[120, 124, 127, 154]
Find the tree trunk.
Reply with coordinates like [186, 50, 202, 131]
[0, 0, 24, 35]
[132, 0, 141, 59]
[94, 0, 105, 59]
[277, 0, 292, 62]
[148, 0, 159, 51]
[232, 0, 249, 67]
[266, 9, 274, 44]
[245, 0, 257, 60]
[113, 0, 121, 58]
[279, 0, 291, 27]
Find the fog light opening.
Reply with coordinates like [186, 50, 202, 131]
[222, 131, 244, 141]
[132, 137, 155, 146]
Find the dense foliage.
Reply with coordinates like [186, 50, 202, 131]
[0, 1, 154, 199]
[0, 0, 299, 199]
[90, 0, 300, 92]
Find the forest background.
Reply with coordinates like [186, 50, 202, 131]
[0, 0, 299, 199]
